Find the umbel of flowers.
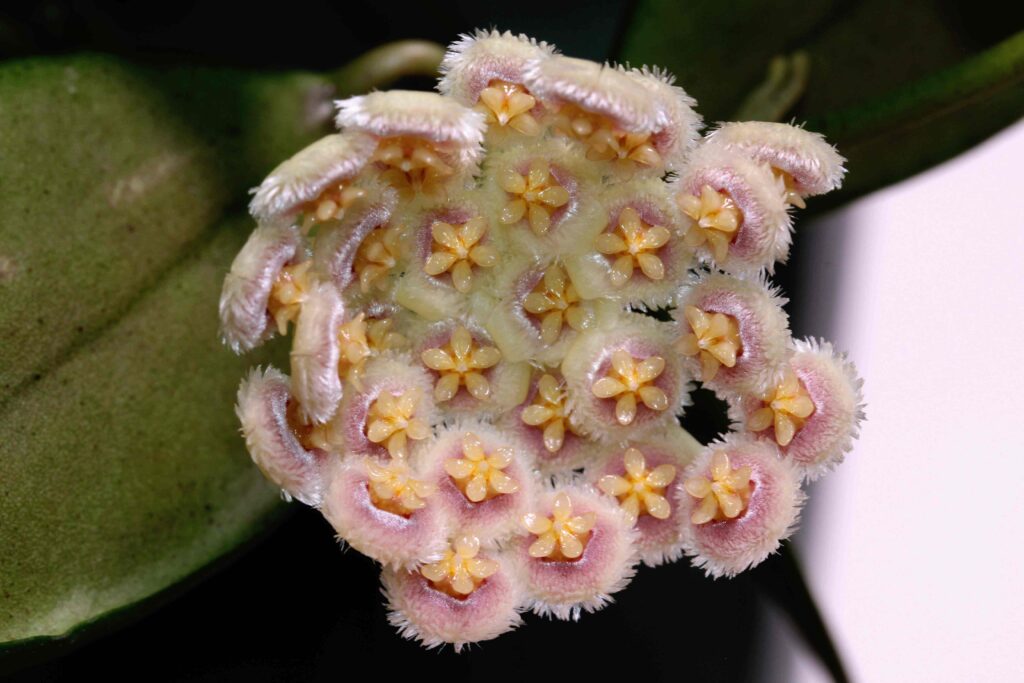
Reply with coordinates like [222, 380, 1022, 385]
[221, 30, 864, 651]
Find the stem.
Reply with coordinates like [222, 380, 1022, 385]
[331, 40, 446, 96]
[733, 52, 810, 122]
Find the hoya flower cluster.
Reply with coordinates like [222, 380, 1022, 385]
[220, 30, 864, 651]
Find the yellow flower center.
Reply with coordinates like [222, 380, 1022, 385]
[550, 103, 662, 168]
[420, 325, 501, 402]
[594, 206, 672, 287]
[772, 168, 806, 208]
[521, 373, 578, 453]
[683, 451, 753, 524]
[521, 263, 591, 344]
[366, 457, 437, 517]
[477, 80, 541, 135]
[597, 447, 676, 525]
[747, 370, 815, 447]
[353, 225, 401, 293]
[498, 159, 571, 235]
[338, 314, 405, 390]
[299, 184, 367, 233]
[677, 305, 742, 382]
[372, 135, 455, 197]
[679, 184, 743, 262]
[286, 398, 343, 453]
[420, 534, 500, 597]
[521, 492, 597, 561]
[267, 260, 313, 336]
[591, 349, 669, 426]
[423, 217, 498, 293]
[444, 432, 520, 503]
[365, 387, 431, 459]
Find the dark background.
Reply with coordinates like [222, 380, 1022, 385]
[1, 2, 847, 680]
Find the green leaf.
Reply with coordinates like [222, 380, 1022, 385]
[618, 0, 1024, 204]
[0, 56, 328, 397]
[0, 44, 442, 652]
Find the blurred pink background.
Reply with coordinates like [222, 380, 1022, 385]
[765, 119, 1024, 682]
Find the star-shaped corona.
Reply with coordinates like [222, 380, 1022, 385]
[223, 28, 864, 651]
[520, 373, 576, 453]
[445, 432, 520, 502]
[591, 349, 669, 426]
[595, 207, 672, 287]
[684, 450, 752, 524]
[522, 491, 597, 560]
[420, 325, 502, 402]
[522, 263, 590, 344]
[747, 370, 816, 447]
[598, 447, 677, 525]
[499, 160, 571, 235]
[678, 305, 742, 382]
[420, 534, 499, 596]
[679, 185, 742, 263]
[364, 388, 431, 459]
[423, 216, 498, 293]
[367, 457, 437, 516]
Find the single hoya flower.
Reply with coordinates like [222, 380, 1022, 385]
[322, 455, 449, 569]
[382, 534, 524, 651]
[218, 224, 304, 353]
[438, 29, 555, 137]
[680, 437, 804, 578]
[483, 139, 590, 255]
[524, 55, 700, 174]
[565, 180, 689, 306]
[420, 423, 535, 540]
[735, 338, 865, 479]
[675, 144, 792, 274]
[563, 318, 688, 439]
[515, 486, 638, 620]
[221, 29, 864, 650]
[589, 427, 701, 567]
[413, 319, 529, 417]
[675, 271, 790, 394]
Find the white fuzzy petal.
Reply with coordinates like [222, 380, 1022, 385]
[248, 133, 376, 222]
[218, 223, 302, 353]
